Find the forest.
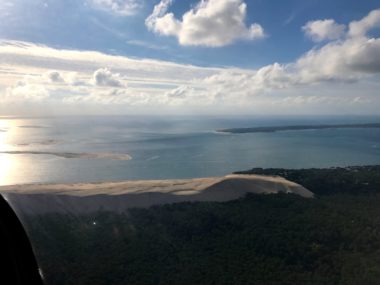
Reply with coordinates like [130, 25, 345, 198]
[22, 166, 380, 285]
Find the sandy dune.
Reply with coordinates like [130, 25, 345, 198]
[0, 174, 313, 214]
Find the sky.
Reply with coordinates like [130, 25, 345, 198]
[0, 0, 380, 116]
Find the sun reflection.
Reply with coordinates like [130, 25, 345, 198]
[0, 119, 18, 186]
[0, 154, 16, 186]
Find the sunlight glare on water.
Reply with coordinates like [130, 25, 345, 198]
[0, 119, 19, 186]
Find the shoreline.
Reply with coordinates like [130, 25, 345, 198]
[217, 123, 380, 134]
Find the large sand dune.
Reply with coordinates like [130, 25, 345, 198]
[0, 174, 313, 214]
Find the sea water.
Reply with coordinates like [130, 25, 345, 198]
[1, 115, 380, 185]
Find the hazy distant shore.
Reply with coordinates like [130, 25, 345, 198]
[218, 123, 380, 134]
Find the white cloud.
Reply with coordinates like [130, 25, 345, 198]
[145, 0, 175, 34]
[348, 9, 380, 38]
[92, 68, 125, 87]
[89, 0, 142, 16]
[145, 0, 265, 47]
[302, 19, 346, 42]
[45, 70, 65, 83]
[198, 8, 380, 103]
[4, 81, 49, 102]
[126, 40, 169, 51]
[164, 85, 212, 104]
[166, 85, 191, 99]
[295, 37, 380, 81]
[2, 9, 380, 115]
[256, 9, 380, 87]
[66, 72, 88, 86]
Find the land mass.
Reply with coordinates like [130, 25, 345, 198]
[217, 123, 380, 133]
[234, 165, 380, 196]
[0, 174, 312, 214]
[9, 165, 380, 285]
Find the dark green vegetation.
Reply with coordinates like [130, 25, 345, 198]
[218, 123, 380, 133]
[235, 165, 380, 196]
[23, 166, 380, 285]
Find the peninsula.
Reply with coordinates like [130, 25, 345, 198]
[217, 123, 380, 133]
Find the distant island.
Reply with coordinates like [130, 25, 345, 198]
[217, 123, 380, 133]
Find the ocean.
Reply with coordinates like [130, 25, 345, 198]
[1, 115, 380, 186]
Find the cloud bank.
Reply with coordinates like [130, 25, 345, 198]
[1, 9, 380, 115]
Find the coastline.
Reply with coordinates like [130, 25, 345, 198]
[0, 174, 313, 214]
[217, 123, 380, 134]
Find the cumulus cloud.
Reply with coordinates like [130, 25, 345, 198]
[92, 68, 125, 87]
[302, 19, 346, 42]
[4, 81, 49, 102]
[145, 0, 173, 30]
[199, 9, 380, 103]
[45, 70, 65, 83]
[247, 9, 380, 89]
[348, 9, 380, 38]
[89, 0, 142, 16]
[295, 37, 380, 80]
[296, 10, 380, 81]
[145, 0, 265, 47]
[205, 34, 380, 97]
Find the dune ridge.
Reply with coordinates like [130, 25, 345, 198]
[0, 174, 313, 214]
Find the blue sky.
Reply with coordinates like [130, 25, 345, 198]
[1, 0, 379, 67]
[0, 0, 380, 115]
